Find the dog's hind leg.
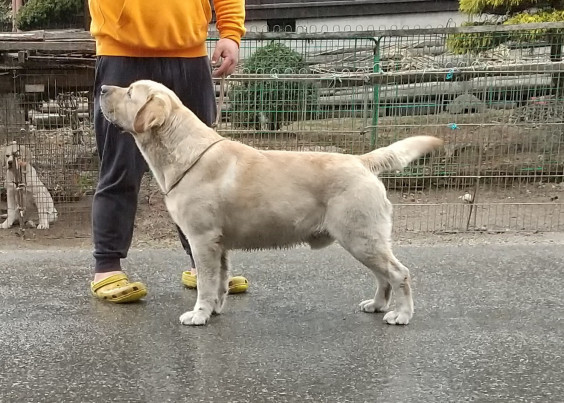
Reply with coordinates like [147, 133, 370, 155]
[381, 255, 414, 325]
[359, 271, 392, 313]
[36, 212, 50, 230]
[343, 239, 413, 325]
[179, 237, 223, 326]
[327, 198, 414, 325]
[31, 178, 56, 230]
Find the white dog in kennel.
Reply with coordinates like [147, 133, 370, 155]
[1, 141, 58, 230]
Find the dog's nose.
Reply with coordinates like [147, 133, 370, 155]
[100, 85, 109, 95]
[7, 160, 12, 167]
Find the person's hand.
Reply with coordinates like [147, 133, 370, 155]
[211, 38, 239, 77]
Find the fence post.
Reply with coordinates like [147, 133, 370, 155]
[83, 0, 91, 31]
[11, 0, 22, 32]
[550, 32, 563, 96]
[370, 37, 382, 150]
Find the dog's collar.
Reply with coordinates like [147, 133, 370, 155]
[164, 138, 226, 196]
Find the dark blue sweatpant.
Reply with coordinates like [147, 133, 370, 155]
[92, 56, 216, 272]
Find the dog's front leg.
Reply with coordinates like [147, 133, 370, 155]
[0, 184, 18, 229]
[179, 242, 223, 326]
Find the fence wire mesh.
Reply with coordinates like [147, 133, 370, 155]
[0, 22, 563, 241]
[0, 70, 96, 238]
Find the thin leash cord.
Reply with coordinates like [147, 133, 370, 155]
[211, 75, 226, 129]
[14, 154, 27, 227]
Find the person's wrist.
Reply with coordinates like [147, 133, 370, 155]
[219, 35, 241, 48]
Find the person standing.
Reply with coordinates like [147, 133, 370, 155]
[88, 0, 249, 302]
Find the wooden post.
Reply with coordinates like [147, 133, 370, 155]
[83, 0, 91, 31]
[12, 0, 23, 32]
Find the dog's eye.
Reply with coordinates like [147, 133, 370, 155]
[127, 88, 132, 98]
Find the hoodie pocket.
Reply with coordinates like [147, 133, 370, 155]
[115, 0, 212, 50]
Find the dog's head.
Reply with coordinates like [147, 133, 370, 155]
[99, 80, 183, 137]
[1, 142, 32, 171]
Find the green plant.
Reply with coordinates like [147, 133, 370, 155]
[446, 20, 510, 54]
[0, 1, 11, 27]
[447, 0, 564, 54]
[77, 172, 95, 195]
[230, 42, 318, 131]
[459, 0, 560, 15]
[15, 0, 81, 31]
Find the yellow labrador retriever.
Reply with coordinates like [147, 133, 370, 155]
[99, 79, 443, 327]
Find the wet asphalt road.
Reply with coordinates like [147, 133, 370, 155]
[0, 242, 562, 402]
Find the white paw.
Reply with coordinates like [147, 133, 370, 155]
[359, 299, 389, 313]
[0, 221, 10, 229]
[179, 309, 210, 326]
[36, 223, 49, 230]
[383, 310, 412, 325]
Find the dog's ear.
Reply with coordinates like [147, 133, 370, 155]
[133, 94, 170, 133]
[0, 146, 5, 168]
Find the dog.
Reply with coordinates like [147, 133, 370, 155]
[100, 79, 443, 327]
[1, 142, 58, 230]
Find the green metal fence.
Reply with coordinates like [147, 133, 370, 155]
[0, 22, 563, 242]
[211, 23, 564, 233]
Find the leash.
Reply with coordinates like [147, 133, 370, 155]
[211, 75, 226, 130]
[12, 148, 28, 231]
[163, 138, 227, 196]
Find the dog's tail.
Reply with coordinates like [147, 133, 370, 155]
[358, 135, 443, 175]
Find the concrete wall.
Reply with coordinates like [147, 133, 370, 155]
[211, 11, 465, 33]
[297, 11, 465, 31]
[209, 11, 466, 61]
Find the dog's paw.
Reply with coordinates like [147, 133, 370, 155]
[179, 310, 210, 326]
[36, 223, 49, 230]
[0, 220, 10, 229]
[383, 310, 412, 325]
[359, 299, 389, 313]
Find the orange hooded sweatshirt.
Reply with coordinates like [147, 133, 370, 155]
[88, 0, 246, 58]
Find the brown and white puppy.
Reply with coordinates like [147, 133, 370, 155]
[100, 79, 443, 327]
[1, 142, 58, 230]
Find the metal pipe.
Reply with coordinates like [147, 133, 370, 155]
[370, 36, 382, 150]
